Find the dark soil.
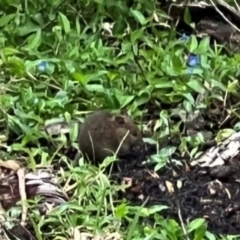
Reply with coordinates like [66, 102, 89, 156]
[111, 148, 240, 236]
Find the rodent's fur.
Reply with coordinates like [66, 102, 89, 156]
[78, 110, 144, 164]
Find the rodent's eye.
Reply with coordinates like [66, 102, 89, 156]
[115, 116, 125, 125]
[131, 131, 138, 137]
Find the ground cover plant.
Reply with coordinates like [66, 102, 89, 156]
[1, 0, 240, 239]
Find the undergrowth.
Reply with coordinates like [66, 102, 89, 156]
[1, 0, 240, 239]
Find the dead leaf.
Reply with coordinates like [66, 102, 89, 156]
[131, 184, 142, 193]
[0, 160, 20, 172]
[166, 181, 174, 193]
[122, 177, 132, 188]
[17, 168, 27, 226]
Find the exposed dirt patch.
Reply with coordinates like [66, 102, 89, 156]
[112, 153, 240, 235]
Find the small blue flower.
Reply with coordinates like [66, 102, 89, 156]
[187, 54, 200, 67]
[37, 61, 48, 72]
[179, 33, 189, 42]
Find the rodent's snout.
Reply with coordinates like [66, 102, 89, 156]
[132, 142, 146, 154]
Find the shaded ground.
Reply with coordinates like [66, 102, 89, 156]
[112, 152, 240, 235]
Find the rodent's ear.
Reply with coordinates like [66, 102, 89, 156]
[114, 115, 125, 125]
[120, 109, 129, 116]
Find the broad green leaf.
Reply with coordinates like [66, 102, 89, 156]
[7, 56, 25, 76]
[69, 121, 79, 142]
[112, 18, 126, 35]
[200, 55, 210, 69]
[183, 100, 192, 112]
[193, 220, 207, 240]
[130, 9, 146, 25]
[16, 24, 40, 36]
[215, 128, 235, 142]
[9, 115, 32, 135]
[32, 13, 44, 26]
[227, 79, 238, 93]
[107, 71, 119, 81]
[116, 95, 135, 108]
[72, 72, 86, 83]
[26, 29, 42, 49]
[0, 13, 15, 27]
[130, 28, 144, 43]
[205, 231, 216, 240]
[171, 54, 183, 68]
[188, 218, 206, 232]
[2, 47, 21, 57]
[187, 79, 204, 93]
[187, 35, 198, 52]
[115, 203, 128, 218]
[135, 93, 150, 106]
[68, 45, 80, 58]
[182, 93, 195, 106]
[184, 7, 191, 25]
[198, 37, 210, 53]
[14, 109, 42, 122]
[59, 12, 71, 34]
[114, 53, 132, 65]
[210, 79, 226, 92]
[74, 70, 107, 85]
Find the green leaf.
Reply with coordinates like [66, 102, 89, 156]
[198, 37, 210, 53]
[26, 29, 42, 49]
[115, 203, 128, 218]
[182, 93, 195, 106]
[112, 17, 126, 35]
[72, 71, 107, 85]
[184, 7, 191, 25]
[227, 79, 238, 93]
[205, 231, 216, 240]
[116, 95, 135, 108]
[68, 45, 80, 58]
[86, 84, 105, 92]
[193, 220, 207, 240]
[16, 23, 40, 37]
[59, 12, 71, 34]
[7, 56, 25, 76]
[75, 16, 81, 35]
[114, 53, 132, 65]
[148, 205, 169, 215]
[1, 47, 21, 57]
[135, 92, 150, 106]
[188, 218, 206, 232]
[154, 81, 173, 89]
[187, 79, 204, 94]
[0, 13, 15, 27]
[130, 28, 144, 42]
[107, 71, 119, 81]
[210, 79, 226, 92]
[171, 54, 183, 69]
[130, 9, 146, 25]
[183, 100, 192, 112]
[215, 128, 236, 142]
[187, 35, 198, 52]
[72, 72, 86, 83]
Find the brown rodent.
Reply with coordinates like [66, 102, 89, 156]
[78, 110, 144, 164]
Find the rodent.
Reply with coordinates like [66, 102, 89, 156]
[78, 110, 145, 164]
